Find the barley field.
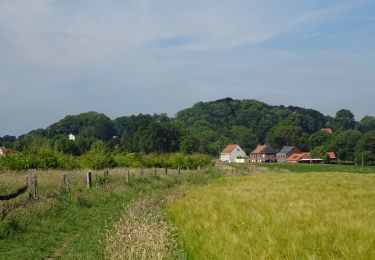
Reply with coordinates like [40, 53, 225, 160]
[168, 172, 375, 259]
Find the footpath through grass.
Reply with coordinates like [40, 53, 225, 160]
[0, 168, 221, 259]
[168, 172, 375, 259]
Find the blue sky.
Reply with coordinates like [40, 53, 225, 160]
[0, 0, 374, 135]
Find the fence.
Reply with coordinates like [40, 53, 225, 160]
[0, 166, 206, 201]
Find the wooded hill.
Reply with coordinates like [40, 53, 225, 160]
[1, 98, 375, 164]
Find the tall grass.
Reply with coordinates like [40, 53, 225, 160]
[168, 173, 375, 259]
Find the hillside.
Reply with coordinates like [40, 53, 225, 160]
[1, 98, 374, 163]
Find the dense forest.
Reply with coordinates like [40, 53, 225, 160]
[1, 98, 375, 165]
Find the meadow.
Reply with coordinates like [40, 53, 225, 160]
[0, 168, 221, 259]
[1, 164, 375, 259]
[168, 172, 375, 259]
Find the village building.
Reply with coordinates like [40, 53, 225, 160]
[321, 128, 333, 134]
[327, 152, 337, 163]
[0, 147, 12, 156]
[68, 134, 76, 141]
[276, 146, 300, 163]
[220, 144, 247, 163]
[286, 152, 312, 163]
[249, 145, 277, 163]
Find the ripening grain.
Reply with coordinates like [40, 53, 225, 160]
[168, 173, 375, 259]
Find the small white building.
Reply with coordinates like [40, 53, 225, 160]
[68, 134, 76, 141]
[220, 144, 247, 163]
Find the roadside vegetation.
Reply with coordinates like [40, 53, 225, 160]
[168, 172, 375, 259]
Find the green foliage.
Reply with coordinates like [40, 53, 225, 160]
[357, 116, 375, 132]
[82, 141, 116, 170]
[308, 131, 331, 151]
[329, 130, 362, 162]
[332, 109, 356, 131]
[355, 131, 375, 165]
[266, 121, 303, 150]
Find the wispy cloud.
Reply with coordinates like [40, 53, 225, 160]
[0, 0, 374, 134]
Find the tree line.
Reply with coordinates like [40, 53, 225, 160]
[1, 98, 374, 165]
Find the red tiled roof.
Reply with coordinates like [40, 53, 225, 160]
[328, 152, 336, 159]
[221, 144, 238, 154]
[251, 145, 277, 154]
[287, 152, 310, 162]
[252, 145, 267, 154]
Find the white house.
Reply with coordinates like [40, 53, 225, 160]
[68, 134, 76, 141]
[220, 144, 247, 163]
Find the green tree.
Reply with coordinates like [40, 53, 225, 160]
[230, 126, 258, 153]
[357, 116, 375, 132]
[265, 121, 303, 150]
[355, 131, 375, 165]
[329, 130, 362, 162]
[333, 109, 355, 131]
[308, 131, 331, 151]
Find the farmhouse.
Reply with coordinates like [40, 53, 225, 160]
[249, 145, 277, 163]
[0, 147, 11, 156]
[276, 146, 300, 163]
[287, 152, 311, 163]
[220, 144, 247, 163]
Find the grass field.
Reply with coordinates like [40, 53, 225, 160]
[252, 163, 375, 174]
[168, 172, 375, 259]
[0, 168, 221, 259]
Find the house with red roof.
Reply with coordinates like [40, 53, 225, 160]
[0, 147, 12, 156]
[220, 144, 247, 163]
[249, 145, 277, 163]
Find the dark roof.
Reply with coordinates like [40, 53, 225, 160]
[279, 146, 294, 154]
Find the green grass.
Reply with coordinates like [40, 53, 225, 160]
[237, 163, 375, 174]
[168, 173, 375, 259]
[0, 168, 221, 259]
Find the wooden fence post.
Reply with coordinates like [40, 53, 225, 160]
[178, 167, 181, 175]
[104, 169, 109, 179]
[154, 167, 157, 176]
[28, 169, 38, 200]
[140, 168, 144, 180]
[125, 169, 130, 184]
[62, 174, 70, 191]
[86, 172, 92, 188]
[165, 167, 168, 175]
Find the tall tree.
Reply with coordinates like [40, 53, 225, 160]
[333, 109, 355, 131]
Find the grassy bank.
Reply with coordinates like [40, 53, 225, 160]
[168, 172, 375, 259]
[0, 168, 221, 259]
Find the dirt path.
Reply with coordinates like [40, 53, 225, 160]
[45, 234, 80, 259]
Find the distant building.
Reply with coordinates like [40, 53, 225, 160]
[286, 152, 311, 163]
[0, 147, 12, 156]
[220, 144, 247, 163]
[276, 146, 300, 163]
[249, 145, 277, 163]
[68, 134, 76, 141]
[327, 152, 337, 163]
[321, 128, 333, 134]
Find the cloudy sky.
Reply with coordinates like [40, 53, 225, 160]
[0, 0, 374, 135]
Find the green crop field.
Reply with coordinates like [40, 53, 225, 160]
[168, 172, 375, 259]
